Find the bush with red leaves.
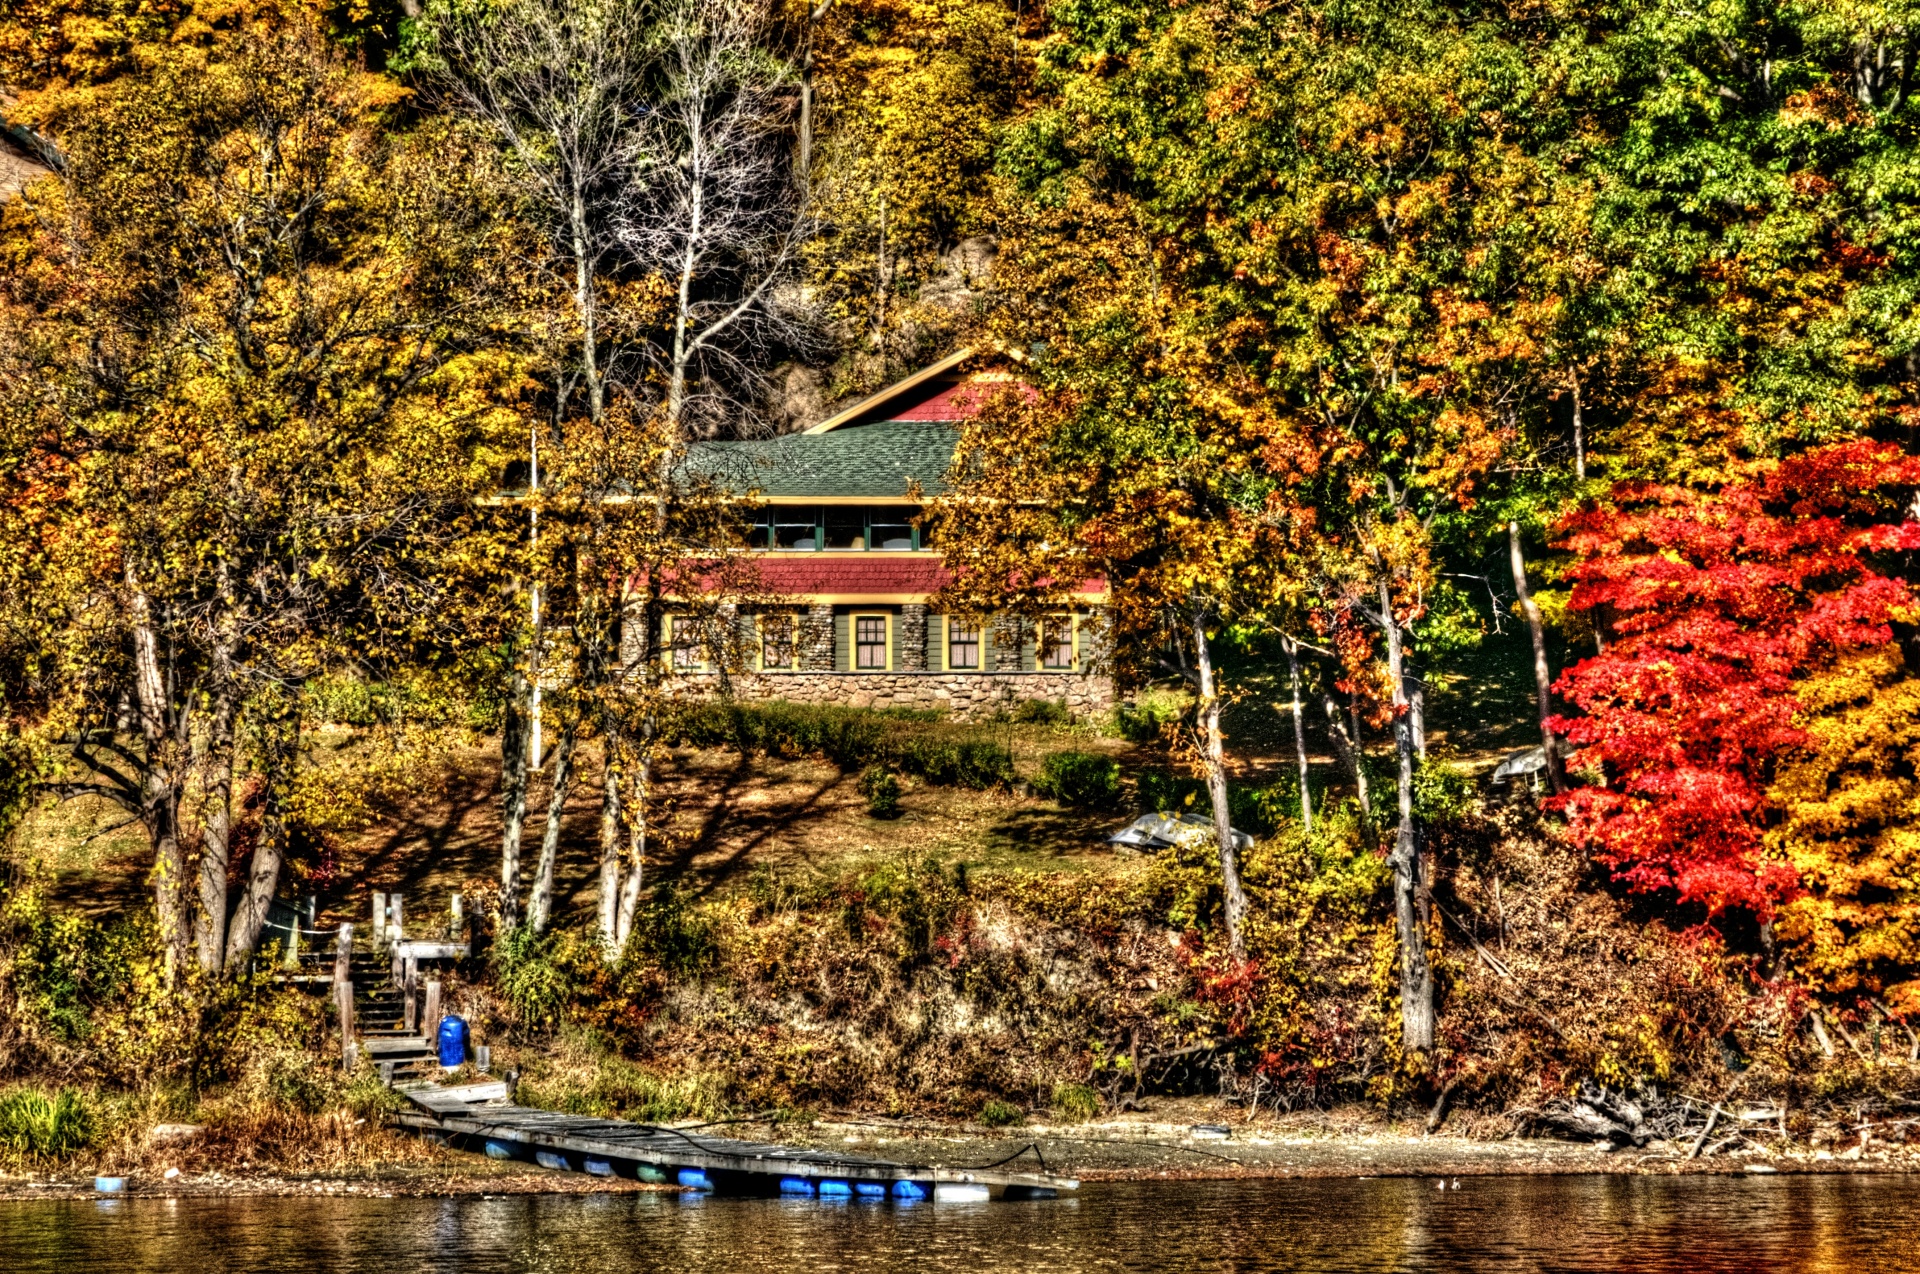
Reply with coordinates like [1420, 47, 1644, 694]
[1550, 441, 1920, 919]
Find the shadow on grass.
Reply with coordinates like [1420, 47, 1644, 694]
[980, 806, 1112, 861]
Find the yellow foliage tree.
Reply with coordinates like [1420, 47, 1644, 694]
[1767, 643, 1920, 1011]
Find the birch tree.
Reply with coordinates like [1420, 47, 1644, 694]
[430, 0, 808, 945]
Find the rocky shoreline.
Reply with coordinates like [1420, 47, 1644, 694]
[3, 1116, 1911, 1202]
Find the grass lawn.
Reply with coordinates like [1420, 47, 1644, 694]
[17, 680, 1534, 933]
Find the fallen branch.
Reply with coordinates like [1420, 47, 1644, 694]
[1687, 1105, 1722, 1160]
[1808, 1011, 1837, 1058]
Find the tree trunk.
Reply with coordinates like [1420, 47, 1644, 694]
[797, 3, 833, 187]
[598, 722, 623, 953]
[1410, 679, 1427, 762]
[1283, 636, 1313, 835]
[499, 664, 531, 930]
[1508, 521, 1566, 794]
[1191, 609, 1248, 963]
[1381, 581, 1435, 1052]
[1323, 692, 1370, 816]
[525, 718, 577, 933]
[193, 670, 238, 973]
[872, 196, 889, 354]
[615, 747, 651, 950]
[224, 697, 298, 969]
[128, 573, 190, 972]
[1570, 375, 1585, 482]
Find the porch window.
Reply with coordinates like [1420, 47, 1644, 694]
[1040, 616, 1075, 669]
[947, 620, 981, 670]
[761, 615, 798, 669]
[668, 615, 703, 670]
[854, 615, 889, 670]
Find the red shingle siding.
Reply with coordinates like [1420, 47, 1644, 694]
[752, 557, 951, 596]
[749, 556, 1105, 600]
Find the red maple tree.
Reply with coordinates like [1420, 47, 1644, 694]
[1550, 441, 1920, 919]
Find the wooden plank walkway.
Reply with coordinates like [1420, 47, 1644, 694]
[394, 1085, 1076, 1200]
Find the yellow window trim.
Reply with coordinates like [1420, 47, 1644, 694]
[1039, 612, 1078, 671]
[663, 613, 706, 673]
[942, 614, 986, 672]
[850, 610, 892, 673]
[757, 613, 801, 671]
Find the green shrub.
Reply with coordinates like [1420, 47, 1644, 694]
[861, 766, 902, 818]
[1035, 750, 1121, 807]
[1413, 759, 1474, 822]
[892, 734, 1016, 787]
[665, 701, 1013, 790]
[9, 893, 145, 1045]
[630, 881, 721, 978]
[1011, 697, 1071, 726]
[0, 1088, 95, 1160]
[1114, 690, 1184, 742]
[978, 1099, 1025, 1127]
[493, 925, 578, 1030]
[1051, 1082, 1100, 1123]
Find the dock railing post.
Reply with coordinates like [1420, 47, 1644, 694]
[334, 923, 355, 1068]
[390, 892, 404, 944]
[403, 955, 420, 1033]
[370, 891, 386, 948]
[424, 980, 442, 1059]
[285, 911, 301, 969]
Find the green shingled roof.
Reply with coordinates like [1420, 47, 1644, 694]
[683, 422, 960, 499]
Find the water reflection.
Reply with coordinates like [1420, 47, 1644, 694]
[0, 1174, 1913, 1273]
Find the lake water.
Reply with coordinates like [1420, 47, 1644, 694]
[2, 1174, 1915, 1272]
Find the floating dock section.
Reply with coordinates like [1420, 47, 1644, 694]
[396, 1083, 1076, 1202]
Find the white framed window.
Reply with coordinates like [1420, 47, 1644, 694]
[852, 613, 890, 671]
[946, 618, 981, 670]
[1039, 615, 1076, 669]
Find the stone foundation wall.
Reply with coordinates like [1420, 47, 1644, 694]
[667, 669, 1113, 719]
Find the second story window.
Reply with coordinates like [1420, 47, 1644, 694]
[749, 505, 924, 551]
[755, 505, 817, 550]
[855, 615, 888, 669]
[947, 620, 981, 669]
[868, 509, 914, 550]
[824, 507, 866, 549]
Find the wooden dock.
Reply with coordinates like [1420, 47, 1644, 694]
[395, 1084, 1077, 1201]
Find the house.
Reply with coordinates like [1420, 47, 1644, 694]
[671, 348, 1112, 719]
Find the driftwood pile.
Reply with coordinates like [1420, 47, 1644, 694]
[1513, 1079, 1920, 1159]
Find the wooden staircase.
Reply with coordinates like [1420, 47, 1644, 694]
[323, 901, 471, 1088]
[348, 953, 441, 1086]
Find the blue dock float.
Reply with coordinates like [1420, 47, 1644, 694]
[395, 1083, 1076, 1201]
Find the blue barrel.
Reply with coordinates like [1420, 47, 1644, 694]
[437, 1015, 469, 1068]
